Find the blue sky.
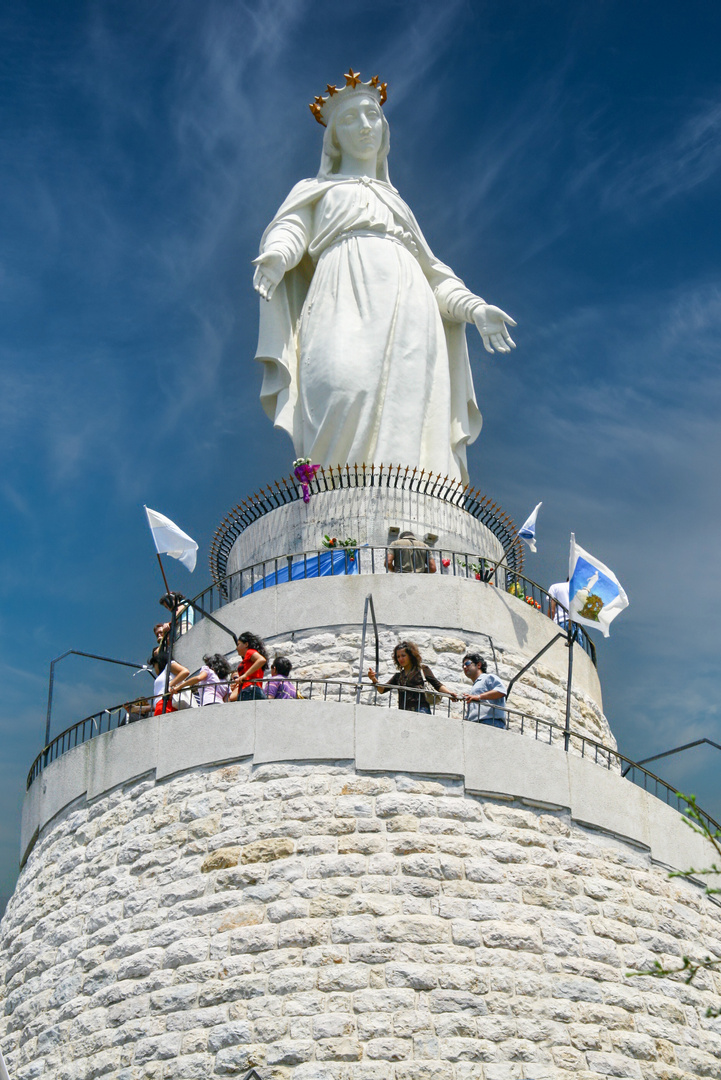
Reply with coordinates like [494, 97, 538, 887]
[2, 0, 721, 914]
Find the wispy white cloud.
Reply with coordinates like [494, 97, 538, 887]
[480, 280, 721, 795]
[0, 3, 322, 497]
[0, 483, 32, 518]
[376, 0, 467, 113]
[605, 95, 721, 210]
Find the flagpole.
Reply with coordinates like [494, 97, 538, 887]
[154, 551, 175, 711]
[156, 553, 171, 595]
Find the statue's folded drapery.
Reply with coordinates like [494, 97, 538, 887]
[255, 175, 483, 483]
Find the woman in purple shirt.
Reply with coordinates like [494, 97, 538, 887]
[176, 653, 232, 706]
[265, 656, 298, 699]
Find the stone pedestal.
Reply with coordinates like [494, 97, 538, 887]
[226, 484, 507, 574]
[185, 478, 608, 745]
[3, 479, 721, 1080]
[209, 466, 524, 587]
[3, 707, 721, 1080]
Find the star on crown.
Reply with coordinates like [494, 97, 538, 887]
[309, 69, 388, 126]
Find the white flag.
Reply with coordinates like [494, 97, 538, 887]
[568, 533, 628, 638]
[144, 506, 198, 572]
[0, 1047, 10, 1080]
[518, 501, 542, 552]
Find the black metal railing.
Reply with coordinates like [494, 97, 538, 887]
[26, 678, 718, 842]
[209, 464, 525, 585]
[175, 548, 596, 666]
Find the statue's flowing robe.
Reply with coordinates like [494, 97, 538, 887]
[255, 176, 483, 483]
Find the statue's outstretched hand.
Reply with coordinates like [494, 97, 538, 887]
[473, 304, 517, 354]
[252, 251, 286, 302]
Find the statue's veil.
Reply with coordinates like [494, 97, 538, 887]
[317, 109, 392, 184]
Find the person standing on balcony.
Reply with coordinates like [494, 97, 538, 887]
[462, 653, 507, 728]
[548, 574, 588, 647]
[148, 649, 190, 715]
[265, 656, 298, 699]
[229, 632, 269, 701]
[151, 622, 171, 670]
[548, 576, 570, 628]
[175, 654, 232, 706]
[160, 591, 195, 635]
[387, 531, 437, 574]
[368, 640, 454, 714]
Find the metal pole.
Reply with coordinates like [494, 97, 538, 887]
[484, 556, 505, 584]
[505, 631, 566, 700]
[357, 595, 371, 704]
[356, 593, 380, 704]
[156, 553, 171, 594]
[45, 649, 148, 747]
[162, 603, 178, 713]
[185, 599, 238, 644]
[564, 622, 577, 753]
[368, 593, 379, 672]
[46, 651, 71, 747]
[621, 738, 721, 778]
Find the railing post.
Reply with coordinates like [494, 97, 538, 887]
[356, 597, 370, 705]
[45, 653, 65, 749]
[505, 631, 566, 701]
[564, 623, 578, 752]
[184, 599, 238, 645]
[356, 593, 379, 705]
[44, 649, 148, 750]
[162, 603, 178, 713]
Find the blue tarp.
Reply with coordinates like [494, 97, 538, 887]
[242, 549, 359, 595]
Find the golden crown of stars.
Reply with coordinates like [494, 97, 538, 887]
[309, 69, 388, 127]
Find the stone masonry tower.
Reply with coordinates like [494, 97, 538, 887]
[1, 469, 720, 1080]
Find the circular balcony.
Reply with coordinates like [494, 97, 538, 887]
[209, 465, 525, 586]
[23, 682, 720, 875]
[181, 548, 596, 668]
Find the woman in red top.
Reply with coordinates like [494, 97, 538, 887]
[229, 631, 269, 701]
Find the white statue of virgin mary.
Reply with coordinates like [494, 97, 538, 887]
[253, 70, 516, 484]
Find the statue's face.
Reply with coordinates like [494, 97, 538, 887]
[333, 94, 384, 162]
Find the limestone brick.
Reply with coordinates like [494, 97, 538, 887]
[2, 761, 721, 1080]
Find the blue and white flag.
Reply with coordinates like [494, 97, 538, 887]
[144, 506, 198, 572]
[568, 533, 628, 638]
[518, 502, 542, 552]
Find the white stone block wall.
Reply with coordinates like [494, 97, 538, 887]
[2, 760, 721, 1080]
[173, 574, 611, 749]
[259, 627, 611, 750]
[225, 487, 508, 575]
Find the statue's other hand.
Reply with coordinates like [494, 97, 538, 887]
[473, 304, 517, 354]
[252, 251, 286, 302]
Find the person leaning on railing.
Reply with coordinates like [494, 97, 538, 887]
[229, 631, 269, 701]
[368, 640, 456, 714]
[119, 698, 152, 725]
[265, 655, 298, 699]
[148, 649, 190, 716]
[175, 654, 232, 706]
[151, 622, 171, 669]
[462, 653, 507, 728]
[160, 591, 195, 635]
[386, 532, 437, 574]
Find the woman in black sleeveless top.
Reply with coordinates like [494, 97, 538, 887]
[368, 640, 456, 713]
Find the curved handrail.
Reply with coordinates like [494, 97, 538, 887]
[175, 547, 597, 667]
[209, 464, 525, 585]
[25, 679, 718, 841]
